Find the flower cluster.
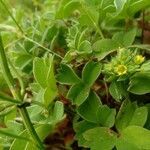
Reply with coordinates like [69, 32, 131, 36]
[103, 48, 145, 81]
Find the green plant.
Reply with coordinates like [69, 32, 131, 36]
[0, 0, 150, 149]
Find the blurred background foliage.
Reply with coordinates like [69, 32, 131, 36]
[0, 0, 150, 149]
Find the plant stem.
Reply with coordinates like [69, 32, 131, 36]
[0, 92, 20, 104]
[0, 34, 44, 149]
[0, 0, 24, 34]
[0, 129, 30, 141]
[18, 107, 44, 149]
[24, 36, 63, 59]
[0, 35, 18, 98]
[0, 0, 63, 59]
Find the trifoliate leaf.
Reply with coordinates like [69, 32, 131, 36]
[56, 64, 81, 85]
[82, 61, 102, 87]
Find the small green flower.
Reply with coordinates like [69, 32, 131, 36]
[134, 55, 145, 64]
[115, 64, 127, 76]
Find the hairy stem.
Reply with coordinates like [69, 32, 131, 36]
[0, 34, 44, 149]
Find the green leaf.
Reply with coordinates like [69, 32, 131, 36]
[112, 0, 150, 20]
[4, 109, 17, 125]
[10, 124, 53, 150]
[5, 121, 24, 136]
[43, 86, 58, 107]
[129, 106, 148, 127]
[0, 105, 15, 117]
[33, 56, 56, 88]
[79, 5, 99, 27]
[51, 101, 65, 123]
[115, 100, 137, 131]
[109, 81, 122, 102]
[97, 105, 116, 127]
[33, 57, 49, 88]
[112, 29, 136, 47]
[56, 64, 81, 85]
[114, 0, 127, 11]
[0, 129, 29, 141]
[10, 130, 30, 150]
[82, 61, 102, 87]
[141, 60, 150, 71]
[41, 25, 58, 44]
[109, 80, 128, 102]
[145, 104, 150, 129]
[116, 126, 150, 150]
[15, 54, 33, 70]
[55, 0, 70, 18]
[34, 88, 45, 103]
[83, 127, 117, 150]
[128, 72, 150, 95]
[115, 0, 130, 17]
[93, 39, 119, 60]
[63, 0, 81, 17]
[77, 91, 102, 123]
[67, 83, 90, 106]
[74, 120, 97, 147]
[122, 29, 136, 46]
[113, 0, 129, 19]
[27, 105, 45, 123]
[44, 101, 65, 126]
[10, 101, 64, 149]
[115, 100, 147, 131]
[45, 56, 57, 90]
[128, 44, 150, 51]
[77, 40, 92, 54]
[129, 0, 150, 16]
[62, 50, 77, 63]
[33, 56, 57, 106]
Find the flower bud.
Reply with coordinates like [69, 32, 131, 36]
[134, 55, 145, 64]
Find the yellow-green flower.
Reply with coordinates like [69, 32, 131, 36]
[134, 55, 145, 64]
[115, 64, 127, 76]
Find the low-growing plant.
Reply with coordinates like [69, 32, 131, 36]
[0, 0, 150, 149]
